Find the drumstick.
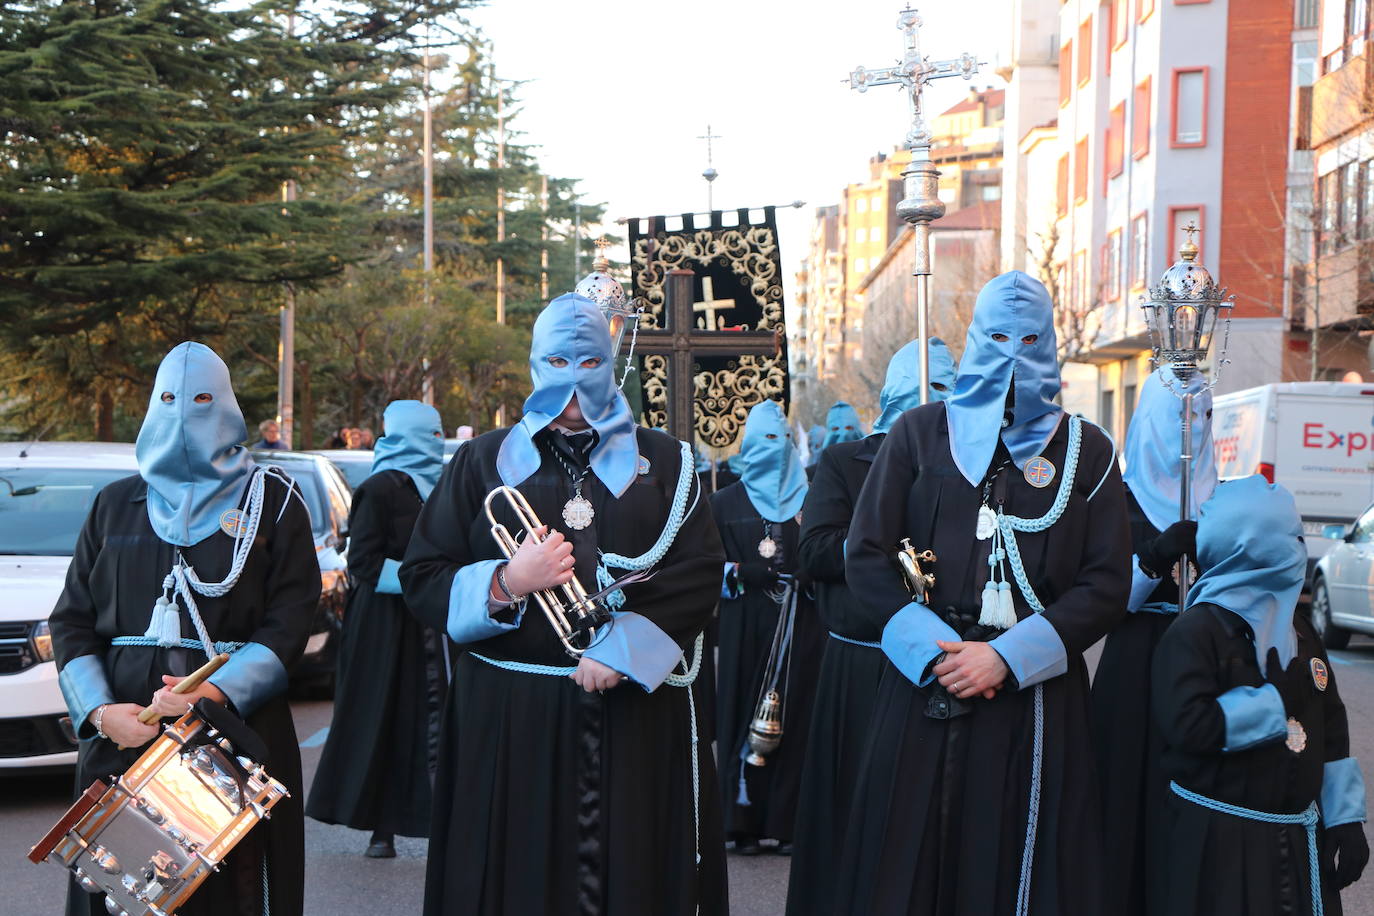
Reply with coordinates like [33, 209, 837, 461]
[136, 653, 230, 725]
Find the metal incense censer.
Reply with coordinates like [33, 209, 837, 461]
[1138, 223, 1233, 596]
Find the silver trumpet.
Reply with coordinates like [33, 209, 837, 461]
[484, 485, 614, 658]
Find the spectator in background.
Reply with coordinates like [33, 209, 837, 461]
[455, 425, 474, 442]
[358, 428, 376, 450]
[343, 428, 363, 449]
[254, 419, 287, 450]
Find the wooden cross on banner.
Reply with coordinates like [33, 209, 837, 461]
[628, 268, 782, 444]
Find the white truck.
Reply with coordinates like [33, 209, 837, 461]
[1211, 381, 1374, 582]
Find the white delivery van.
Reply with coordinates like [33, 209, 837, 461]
[1211, 381, 1374, 581]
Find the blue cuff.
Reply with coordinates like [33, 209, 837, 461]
[1128, 557, 1161, 613]
[991, 614, 1068, 689]
[1216, 683, 1288, 752]
[376, 558, 403, 594]
[447, 559, 524, 644]
[1323, 757, 1368, 827]
[881, 602, 960, 687]
[721, 562, 741, 599]
[207, 642, 288, 719]
[58, 654, 116, 740]
[583, 611, 684, 693]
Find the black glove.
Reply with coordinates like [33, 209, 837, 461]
[738, 562, 779, 591]
[1264, 648, 1308, 715]
[1138, 520, 1198, 579]
[1322, 821, 1369, 890]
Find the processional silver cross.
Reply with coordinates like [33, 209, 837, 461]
[847, 7, 979, 404]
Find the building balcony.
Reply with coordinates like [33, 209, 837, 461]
[1311, 43, 1374, 151]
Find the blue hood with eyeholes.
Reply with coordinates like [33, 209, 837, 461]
[946, 271, 1062, 485]
[371, 400, 444, 500]
[1187, 475, 1307, 669]
[135, 342, 255, 547]
[871, 337, 958, 436]
[738, 400, 808, 523]
[1123, 367, 1218, 531]
[496, 293, 639, 496]
[821, 402, 866, 450]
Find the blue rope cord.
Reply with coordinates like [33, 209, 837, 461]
[828, 631, 881, 649]
[595, 441, 696, 609]
[111, 636, 245, 654]
[1171, 781, 1322, 916]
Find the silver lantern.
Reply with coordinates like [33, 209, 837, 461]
[574, 237, 642, 365]
[1138, 223, 1233, 597]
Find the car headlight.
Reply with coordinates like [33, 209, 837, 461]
[31, 620, 53, 663]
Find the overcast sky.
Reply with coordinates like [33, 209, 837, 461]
[471, 0, 1005, 293]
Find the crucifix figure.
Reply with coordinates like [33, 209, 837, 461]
[693, 276, 735, 330]
[848, 6, 980, 405]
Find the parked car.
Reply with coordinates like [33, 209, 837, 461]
[1212, 381, 1374, 584]
[1311, 504, 1374, 648]
[0, 442, 139, 771]
[308, 448, 374, 491]
[249, 450, 351, 688]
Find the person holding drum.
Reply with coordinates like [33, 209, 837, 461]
[49, 342, 321, 916]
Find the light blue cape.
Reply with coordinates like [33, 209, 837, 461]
[871, 337, 958, 436]
[804, 424, 825, 468]
[946, 271, 1062, 485]
[135, 342, 255, 547]
[496, 293, 640, 497]
[738, 400, 808, 523]
[1122, 368, 1218, 532]
[821, 402, 866, 450]
[371, 400, 444, 500]
[1187, 475, 1307, 668]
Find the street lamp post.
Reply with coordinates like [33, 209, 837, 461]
[848, 7, 979, 404]
[1139, 223, 1234, 597]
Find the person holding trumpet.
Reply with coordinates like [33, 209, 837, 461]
[49, 342, 321, 916]
[400, 292, 729, 915]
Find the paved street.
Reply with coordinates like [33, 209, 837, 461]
[8, 638, 1374, 915]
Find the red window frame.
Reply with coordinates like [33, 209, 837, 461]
[1138, 0, 1155, 20]
[1106, 103, 1126, 184]
[1166, 205, 1206, 262]
[1059, 41, 1073, 106]
[1074, 137, 1089, 204]
[1057, 154, 1070, 216]
[1077, 17, 1093, 87]
[1132, 77, 1151, 159]
[1113, 0, 1130, 48]
[1170, 67, 1209, 148]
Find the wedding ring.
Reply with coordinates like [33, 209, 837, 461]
[952, 682, 960, 694]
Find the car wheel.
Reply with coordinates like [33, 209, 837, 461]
[1312, 577, 1350, 650]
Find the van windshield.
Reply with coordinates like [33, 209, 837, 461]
[0, 467, 132, 556]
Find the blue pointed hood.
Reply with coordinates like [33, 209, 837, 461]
[821, 402, 866, 450]
[497, 293, 640, 497]
[1123, 368, 1218, 531]
[872, 337, 958, 436]
[1187, 475, 1306, 669]
[738, 400, 808, 522]
[804, 424, 825, 467]
[946, 271, 1062, 485]
[135, 342, 255, 547]
[371, 400, 444, 500]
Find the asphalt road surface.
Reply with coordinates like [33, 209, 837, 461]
[8, 638, 1374, 915]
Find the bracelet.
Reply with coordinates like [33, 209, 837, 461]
[93, 704, 110, 741]
[495, 563, 525, 605]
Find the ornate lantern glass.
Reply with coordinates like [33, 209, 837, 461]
[574, 241, 641, 358]
[1139, 224, 1234, 379]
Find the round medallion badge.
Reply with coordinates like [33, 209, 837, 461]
[219, 509, 248, 539]
[1311, 657, 1329, 692]
[1024, 456, 1056, 488]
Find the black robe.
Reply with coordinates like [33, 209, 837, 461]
[785, 435, 887, 915]
[835, 403, 1131, 915]
[49, 472, 320, 916]
[1089, 489, 1181, 916]
[1152, 604, 1349, 916]
[306, 469, 443, 837]
[400, 426, 729, 916]
[710, 480, 824, 844]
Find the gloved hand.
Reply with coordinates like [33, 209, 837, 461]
[1138, 520, 1198, 579]
[1265, 648, 1309, 716]
[738, 562, 780, 591]
[1322, 821, 1370, 890]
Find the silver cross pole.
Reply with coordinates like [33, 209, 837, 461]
[849, 7, 979, 403]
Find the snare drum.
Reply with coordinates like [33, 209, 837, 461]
[29, 703, 288, 916]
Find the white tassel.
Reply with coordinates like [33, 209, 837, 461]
[144, 596, 182, 647]
[992, 581, 1018, 629]
[978, 580, 1001, 628]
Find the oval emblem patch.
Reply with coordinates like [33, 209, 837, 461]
[1311, 657, 1329, 692]
[220, 508, 248, 539]
[637, 455, 651, 475]
[1024, 456, 1056, 488]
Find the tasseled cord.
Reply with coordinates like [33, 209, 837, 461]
[978, 525, 1019, 631]
[145, 572, 183, 647]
